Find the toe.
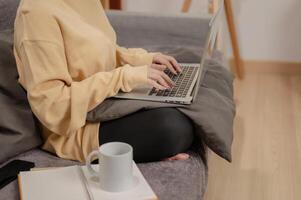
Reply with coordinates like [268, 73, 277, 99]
[163, 153, 190, 161]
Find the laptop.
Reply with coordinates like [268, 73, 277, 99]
[113, 1, 224, 105]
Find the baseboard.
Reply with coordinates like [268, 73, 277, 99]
[228, 59, 301, 75]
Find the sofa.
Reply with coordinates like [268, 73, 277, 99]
[0, 1, 225, 199]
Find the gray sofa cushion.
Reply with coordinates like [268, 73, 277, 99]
[107, 10, 211, 49]
[0, 0, 20, 31]
[0, 29, 42, 163]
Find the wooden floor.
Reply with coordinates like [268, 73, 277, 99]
[204, 67, 301, 200]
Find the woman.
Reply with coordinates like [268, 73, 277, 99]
[13, 0, 195, 163]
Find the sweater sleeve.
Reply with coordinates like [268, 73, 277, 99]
[14, 9, 148, 137]
[17, 40, 148, 136]
[116, 45, 156, 67]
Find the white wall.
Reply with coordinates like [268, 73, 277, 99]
[123, 0, 208, 15]
[123, 0, 301, 62]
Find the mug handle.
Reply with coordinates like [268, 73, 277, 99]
[86, 150, 99, 177]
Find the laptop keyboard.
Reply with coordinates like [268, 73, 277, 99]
[148, 66, 198, 98]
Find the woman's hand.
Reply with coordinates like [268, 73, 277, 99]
[153, 53, 182, 75]
[147, 64, 175, 90]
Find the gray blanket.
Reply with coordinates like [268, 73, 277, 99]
[87, 60, 235, 162]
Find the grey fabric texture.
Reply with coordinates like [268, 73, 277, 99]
[107, 10, 211, 48]
[0, 0, 20, 31]
[0, 29, 42, 164]
[0, 149, 208, 200]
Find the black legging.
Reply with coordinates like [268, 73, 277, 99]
[99, 108, 195, 163]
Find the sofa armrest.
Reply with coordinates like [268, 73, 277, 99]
[106, 10, 211, 48]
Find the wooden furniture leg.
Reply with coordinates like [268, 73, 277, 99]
[110, 0, 122, 10]
[101, 0, 110, 10]
[224, 0, 244, 79]
[101, 0, 122, 10]
[182, 0, 192, 12]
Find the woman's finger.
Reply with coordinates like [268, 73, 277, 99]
[157, 57, 177, 75]
[147, 65, 174, 89]
[160, 71, 175, 87]
[148, 79, 166, 90]
[154, 73, 171, 89]
[149, 70, 170, 89]
[166, 56, 182, 73]
[151, 64, 166, 71]
[153, 69, 174, 87]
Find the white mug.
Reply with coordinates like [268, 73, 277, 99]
[86, 142, 134, 192]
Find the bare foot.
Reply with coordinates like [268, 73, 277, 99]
[162, 153, 190, 161]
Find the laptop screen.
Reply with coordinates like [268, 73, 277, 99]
[192, 0, 224, 102]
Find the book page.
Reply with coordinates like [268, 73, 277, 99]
[20, 166, 89, 200]
[19, 163, 157, 200]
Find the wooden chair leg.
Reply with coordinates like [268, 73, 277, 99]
[101, 0, 110, 10]
[110, 0, 122, 10]
[182, 0, 192, 12]
[224, 0, 244, 79]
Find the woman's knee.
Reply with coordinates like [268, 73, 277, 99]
[153, 108, 195, 155]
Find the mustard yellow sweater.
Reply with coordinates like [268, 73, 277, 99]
[13, 0, 154, 162]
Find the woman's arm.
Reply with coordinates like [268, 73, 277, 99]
[17, 40, 148, 136]
[14, 9, 150, 137]
[116, 45, 155, 67]
[116, 45, 182, 74]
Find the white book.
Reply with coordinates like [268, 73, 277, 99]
[18, 162, 158, 200]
